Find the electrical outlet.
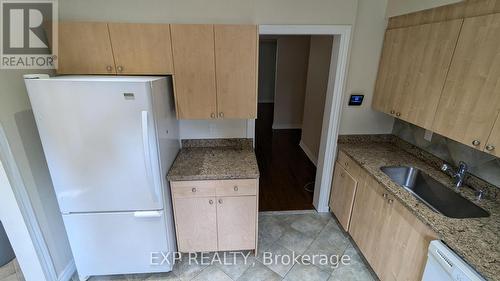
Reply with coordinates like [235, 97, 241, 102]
[424, 130, 433, 142]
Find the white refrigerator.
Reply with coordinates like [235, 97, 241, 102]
[24, 75, 180, 279]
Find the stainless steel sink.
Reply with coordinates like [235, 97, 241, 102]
[380, 166, 489, 218]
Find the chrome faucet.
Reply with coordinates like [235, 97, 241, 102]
[441, 161, 468, 188]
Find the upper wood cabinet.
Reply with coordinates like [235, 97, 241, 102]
[58, 22, 174, 75]
[108, 23, 174, 75]
[214, 25, 258, 119]
[433, 13, 500, 150]
[373, 19, 462, 130]
[58, 22, 116, 74]
[170, 24, 218, 119]
[171, 24, 258, 119]
[57, 22, 259, 119]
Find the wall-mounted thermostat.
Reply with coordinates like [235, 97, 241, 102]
[348, 94, 364, 106]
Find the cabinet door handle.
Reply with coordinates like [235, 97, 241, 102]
[211, 112, 216, 119]
[390, 110, 395, 114]
[234, 186, 238, 191]
[486, 145, 495, 151]
[209, 199, 214, 205]
[396, 112, 401, 117]
[472, 140, 481, 147]
[387, 199, 394, 204]
[117, 65, 124, 72]
[192, 188, 196, 193]
[383, 193, 388, 199]
[219, 112, 224, 118]
[218, 199, 223, 204]
[106, 65, 113, 72]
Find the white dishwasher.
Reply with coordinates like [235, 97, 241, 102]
[422, 240, 485, 281]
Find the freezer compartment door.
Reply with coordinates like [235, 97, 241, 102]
[63, 210, 173, 277]
[26, 79, 164, 212]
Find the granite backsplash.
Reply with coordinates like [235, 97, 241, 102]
[393, 119, 500, 189]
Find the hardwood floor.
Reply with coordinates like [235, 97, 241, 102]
[255, 103, 316, 211]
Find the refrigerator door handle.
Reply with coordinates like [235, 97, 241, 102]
[133, 211, 162, 218]
[141, 111, 160, 203]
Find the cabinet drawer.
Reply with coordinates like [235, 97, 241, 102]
[337, 151, 360, 177]
[171, 181, 216, 198]
[216, 179, 257, 197]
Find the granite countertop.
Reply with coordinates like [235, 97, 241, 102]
[167, 139, 259, 181]
[338, 136, 499, 281]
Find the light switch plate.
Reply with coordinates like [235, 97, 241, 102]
[424, 130, 433, 142]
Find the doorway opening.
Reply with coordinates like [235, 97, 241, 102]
[256, 31, 345, 211]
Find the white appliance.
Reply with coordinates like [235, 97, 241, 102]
[24, 75, 180, 279]
[422, 240, 485, 281]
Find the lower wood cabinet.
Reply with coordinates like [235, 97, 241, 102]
[329, 157, 361, 231]
[172, 196, 218, 252]
[170, 179, 258, 252]
[330, 151, 438, 281]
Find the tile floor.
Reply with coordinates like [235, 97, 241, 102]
[0, 258, 25, 281]
[79, 211, 377, 281]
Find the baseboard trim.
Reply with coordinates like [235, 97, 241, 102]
[58, 260, 76, 281]
[299, 140, 318, 166]
[271, 123, 302, 130]
[259, 210, 317, 215]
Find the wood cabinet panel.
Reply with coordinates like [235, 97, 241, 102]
[173, 197, 218, 252]
[397, 20, 462, 129]
[170, 24, 217, 119]
[387, 0, 500, 29]
[381, 196, 438, 281]
[336, 151, 361, 178]
[485, 112, 500, 157]
[216, 179, 257, 197]
[217, 196, 257, 251]
[58, 22, 116, 74]
[373, 20, 462, 129]
[433, 13, 500, 150]
[349, 174, 437, 281]
[372, 28, 407, 115]
[108, 23, 173, 74]
[171, 179, 258, 252]
[171, 180, 216, 198]
[214, 25, 258, 119]
[329, 163, 359, 231]
[349, 175, 391, 270]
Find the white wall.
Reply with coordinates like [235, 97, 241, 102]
[59, 0, 358, 24]
[273, 36, 310, 129]
[301, 35, 334, 164]
[0, 70, 73, 279]
[339, 0, 395, 135]
[179, 120, 254, 140]
[386, 0, 463, 17]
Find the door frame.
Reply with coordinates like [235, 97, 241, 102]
[0, 125, 57, 281]
[258, 25, 352, 212]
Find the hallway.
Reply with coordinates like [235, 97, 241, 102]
[255, 103, 316, 211]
